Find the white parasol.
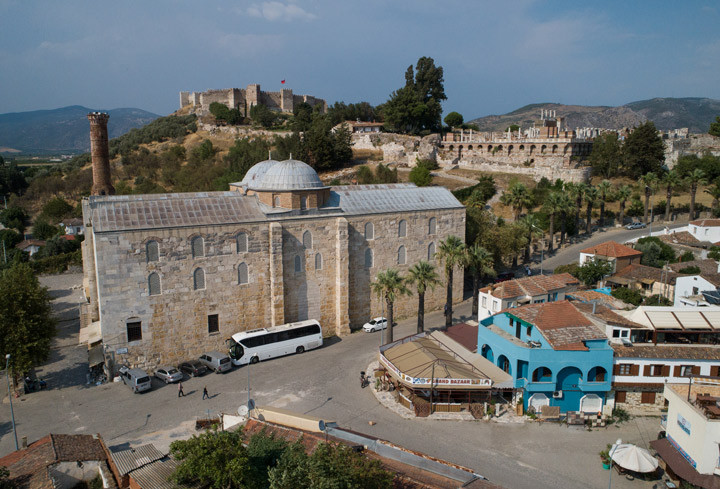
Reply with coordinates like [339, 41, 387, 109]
[610, 443, 659, 473]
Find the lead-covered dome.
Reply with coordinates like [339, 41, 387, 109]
[240, 158, 279, 187]
[250, 159, 325, 191]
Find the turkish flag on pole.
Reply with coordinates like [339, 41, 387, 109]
[281, 79, 286, 84]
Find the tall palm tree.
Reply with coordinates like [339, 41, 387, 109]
[370, 269, 411, 344]
[436, 235, 466, 329]
[597, 180, 613, 227]
[686, 168, 707, 220]
[705, 182, 720, 214]
[407, 261, 440, 334]
[518, 214, 542, 262]
[544, 191, 565, 252]
[615, 185, 632, 227]
[639, 172, 658, 224]
[584, 186, 599, 234]
[500, 183, 531, 221]
[465, 244, 495, 320]
[568, 182, 587, 235]
[662, 170, 682, 222]
[558, 192, 574, 246]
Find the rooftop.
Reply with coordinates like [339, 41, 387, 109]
[580, 240, 643, 258]
[247, 158, 327, 191]
[479, 272, 579, 300]
[669, 258, 720, 276]
[566, 290, 632, 309]
[690, 218, 720, 227]
[617, 306, 720, 331]
[444, 322, 480, 352]
[573, 302, 648, 329]
[612, 263, 680, 286]
[612, 344, 720, 360]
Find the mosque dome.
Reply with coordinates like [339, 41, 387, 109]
[249, 158, 325, 191]
[240, 158, 279, 187]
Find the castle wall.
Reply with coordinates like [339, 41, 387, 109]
[199, 89, 233, 110]
[180, 85, 327, 114]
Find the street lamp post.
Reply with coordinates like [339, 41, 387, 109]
[5, 354, 19, 450]
[608, 438, 622, 489]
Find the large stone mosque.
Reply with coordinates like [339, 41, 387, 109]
[81, 114, 465, 372]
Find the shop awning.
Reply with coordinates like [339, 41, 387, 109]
[650, 438, 720, 489]
[88, 344, 104, 367]
[606, 277, 631, 285]
[79, 321, 102, 346]
[640, 278, 656, 285]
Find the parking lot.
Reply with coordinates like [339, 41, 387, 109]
[1, 273, 662, 489]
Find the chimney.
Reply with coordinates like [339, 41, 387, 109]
[87, 112, 115, 196]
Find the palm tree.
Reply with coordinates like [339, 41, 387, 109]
[370, 269, 411, 344]
[518, 214, 542, 262]
[544, 191, 565, 252]
[705, 182, 720, 214]
[686, 169, 707, 220]
[597, 180, 613, 228]
[584, 186, 599, 234]
[436, 235, 466, 329]
[615, 185, 632, 227]
[407, 261, 440, 334]
[639, 172, 658, 224]
[558, 193, 574, 246]
[465, 244, 495, 320]
[568, 182, 587, 235]
[662, 170, 682, 222]
[500, 183, 531, 221]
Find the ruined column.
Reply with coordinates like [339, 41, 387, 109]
[87, 112, 115, 196]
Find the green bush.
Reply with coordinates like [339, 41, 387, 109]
[678, 265, 701, 274]
[29, 250, 82, 275]
[708, 246, 720, 261]
[409, 165, 432, 187]
[356, 165, 374, 184]
[679, 251, 695, 262]
[554, 262, 580, 278]
[611, 287, 644, 306]
[644, 294, 673, 306]
[636, 236, 676, 268]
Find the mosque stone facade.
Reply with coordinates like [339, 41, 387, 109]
[82, 158, 465, 373]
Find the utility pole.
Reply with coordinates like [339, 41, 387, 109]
[5, 354, 19, 450]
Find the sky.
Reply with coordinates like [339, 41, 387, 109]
[1, 0, 719, 118]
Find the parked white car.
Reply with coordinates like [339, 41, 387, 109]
[362, 317, 388, 332]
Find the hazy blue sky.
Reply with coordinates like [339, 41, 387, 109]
[1, 0, 719, 118]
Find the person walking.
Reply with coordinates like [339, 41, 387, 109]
[202, 386, 209, 400]
[178, 382, 184, 398]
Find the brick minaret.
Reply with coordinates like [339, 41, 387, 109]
[87, 112, 115, 196]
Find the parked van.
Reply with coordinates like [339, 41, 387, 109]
[118, 366, 152, 393]
[198, 352, 232, 373]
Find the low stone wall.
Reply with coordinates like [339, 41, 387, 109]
[612, 388, 666, 415]
[453, 159, 590, 183]
[198, 122, 292, 138]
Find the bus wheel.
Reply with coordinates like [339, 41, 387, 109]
[250, 356, 259, 364]
[296, 346, 305, 354]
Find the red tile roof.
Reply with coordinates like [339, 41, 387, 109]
[445, 323, 479, 352]
[502, 301, 606, 350]
[690, 219, 720, 227]
[580, 241, 642, 258]
[479, 273, 579, 300]
[613, 263, 680, 285]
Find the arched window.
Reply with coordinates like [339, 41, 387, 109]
[428, 217, 437, 235]
[315, 253, 322, 270]
[193, 268, 205, 290]
[238, 263, 248, 285]
[397, 245, 406, 265]
[148, 272, 161, 296]
[146, 241, 159, 263]
[364, 248, 373, 268]
[365, 222, 374, 240]
[274, 195, 281, 207]
[294, 255, 302, 273]
[303, 230, 312, 249]
[236, 232, 248, 253]
[398, 220, 407, 238]
[300, 196, 307, 210]
[427, 242, 436, 260]
[191, 236, 204, 258]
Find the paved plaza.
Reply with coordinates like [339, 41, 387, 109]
[0, 272, 665, 489]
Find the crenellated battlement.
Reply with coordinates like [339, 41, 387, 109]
[179, 84, 327, 115]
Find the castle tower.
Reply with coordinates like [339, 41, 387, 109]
[87, 112, 115, 196]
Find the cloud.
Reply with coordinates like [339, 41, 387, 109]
[246, 1, 316, 22]
[215, 33, 284, 54]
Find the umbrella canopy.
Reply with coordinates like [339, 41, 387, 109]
[610, 443, 659, 473]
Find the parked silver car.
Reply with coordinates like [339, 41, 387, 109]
[154, 366, 183, 384]
[118, 366, 152, 393]
[625, 221, 646, 230]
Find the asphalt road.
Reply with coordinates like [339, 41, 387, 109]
[1, 271, 667, 489]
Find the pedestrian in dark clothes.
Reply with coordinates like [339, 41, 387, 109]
[178, 382, 184, 397]
[203, 386, 209, 400]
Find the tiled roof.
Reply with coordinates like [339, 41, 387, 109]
[669, 259, 720, 275]
[613, 263, 680, 285]
[660, 230, 701, 246]
[479, 273, 579, 300]
[16, 239, 45, 249]
[612, 344, 720, 360]
[566, 290, 632, 309]
[503, 301, 606, 351]
[328, 184, 464, 215]
[444, 322, 479, 353]
[574, 302, 647, 329]
[110, 444, 165, 476]
[128, 457, 196, 489]
[690, 219, 720, 227]
[60, 218, 83, 226]
[580, 240, 642, 258]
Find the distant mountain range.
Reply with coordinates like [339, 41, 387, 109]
[0, 105, 160, 155]
[468, 97, 720, 133]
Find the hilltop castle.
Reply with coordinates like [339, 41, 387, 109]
[179, 84, 327, 115]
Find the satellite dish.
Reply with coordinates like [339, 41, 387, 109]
[237, 405, 249, 417]
[247, 399, 256, 411]
[318, 420, 326, 432]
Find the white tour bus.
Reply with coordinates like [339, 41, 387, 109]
[227, 320, 323, 366]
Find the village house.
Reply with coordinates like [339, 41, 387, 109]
[606, 263, 678, 299]
[579, 240, 643, 274]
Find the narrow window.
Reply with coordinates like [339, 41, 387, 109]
[274, 195, 281, 207]
[397, 245, 406, 265]
[146, 240, 159, 262]
[126, 321, 142, 342]
[208, 314, 219, 334]
[428, 242, 435, 260]
[303, 230, 313, 249]
[398, 220, 407, 237]
[365, 222, 374, 240]
[236, 232, 248, 253]
[315, 253, 322, 270]
[300, 196, 307, 210]
[238, 263, 248, 285]
[294, 255, 302, 273]
[148, 272, 161, 296]
[191, 236, 204, 258]
[365, 248, 373, 268]
[428, 217, 437, 235]
[193, 268, 206, 290]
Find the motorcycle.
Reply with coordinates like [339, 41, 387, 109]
[360, 371, 369, 389]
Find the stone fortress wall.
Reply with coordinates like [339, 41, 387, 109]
[663, 130, 720, 169]
[180, 84, 327, 115]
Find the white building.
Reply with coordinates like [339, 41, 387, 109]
[617, 306, 720, 344]
[675, 274, 720, 307]
[60, 218, 85, 236]
[688, 219, 720, 244]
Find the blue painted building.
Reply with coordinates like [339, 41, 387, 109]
[478, 300, 613, 413]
